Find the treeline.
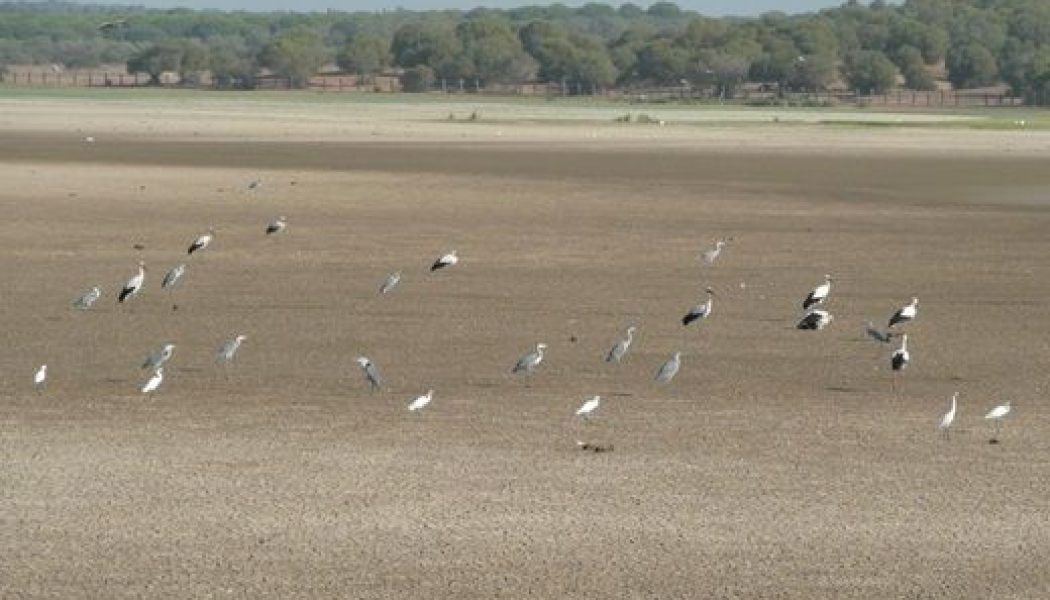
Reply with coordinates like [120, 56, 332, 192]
[1, 0, 1049, 99]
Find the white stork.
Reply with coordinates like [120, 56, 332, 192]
[682, 288, 715, 326]
[187, 228, 214, 255]
[802, 274, 832, 310]
[889, 297, 918, 328]
[797, 309, 833, 330]
[266, 216, 286, 236]
[118, 261, 145, 303]
[891, 334, 910, 392]
[430, 250, 458, 272]
[408, 389, 433, 412]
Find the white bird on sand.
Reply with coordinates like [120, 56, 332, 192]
[430, 250, 458, 272]
[655, 352, 681, 384]
[118, 261, 145, 303]
[575, 395, 601, 417]
[939, 392, 958, 438]
[605, 326, 636, 363]
[408, 389, 433, 412]
[73, 286, 101, 310]
[797, 309, 833, 330]
[802, 274, 832, 310]
[217, 335, 247, 363]
[984, 401, 1012, 442]
[142, 367, 164, 396]
[142, 343, 175, 371]
[162, 264, 186, 289]
[379, 271, 402, 295]
[34, 364, 47, 389]
[266, 216, 286, 236]
[356, 356, 382, 391]
[187, 228, 214, 255]
[891, 334, 910, 371]
[512, 343, 547, 374]
[889, 297, 918, 328]
[701, 239, 726, 264]
[682, 288, 715, 326]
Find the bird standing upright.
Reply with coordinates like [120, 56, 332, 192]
[939, 392, 958, 439]
[891, 334, 910, 392]
[118, 261, 146, 303]
[682, 288, 715, 326]
[187, 228, 214, 255]
[379, 271, 402, 295]
[430, 250, 458, 272]
[605, 326, 636, 363]
[701, 239, 726, 265]
[142, 343, 176, 371]
[73, 286, 101, 310]
[889, 297, 919, 328]
[356, 356, 382, 392]
[34, 364, 47, 392]
[802, 274, 832, 310]
[512, 343, 547, 375]
[655, 352, 681, 384]
[217, 335, 247, 364]
[984, 401, 1012, 443]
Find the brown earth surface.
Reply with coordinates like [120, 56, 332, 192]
[2, 124, 1049, 598]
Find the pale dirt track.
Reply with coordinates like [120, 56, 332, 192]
[1, 118, 1049, 598]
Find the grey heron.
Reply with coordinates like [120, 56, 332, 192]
[379, 272, 402, 295]
[512, 343, 547, 375]
[355, 356, 382, 391]
[142, 343, 175, 371]
[701, 239, 726, 264]
[217, 335, 247, 363]
[864, 320, 893, 343]
[802, 274, 832, 310]
[891, 334, 910, 392]
[161, 264, 186, 290]
[605, 326, 636, 363]
[655, 352, 681, 384]
[73, 286, 101, 310]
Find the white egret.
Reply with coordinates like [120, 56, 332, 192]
[408, 389, 433, 412]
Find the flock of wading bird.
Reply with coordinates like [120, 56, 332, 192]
[34, 215, 1014, 448]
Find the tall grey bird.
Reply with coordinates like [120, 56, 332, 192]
[430, 250, 458, 272]
[217, 335, 247, 363]
[355, 356, 382, 391]
[187, 228, 214, 255]
[162, 264, 186, 289]
[142, 343, 175, 370]
[701, 239, 726, 264]
[379, 271, 402, 295]
[888, 297, 918, 328]
[655, 352, 681, 384]
[118, 261, 145, 303]
[266, 216, 286, 235]
[802, 274, 832, 310]
[682, 288, 715, 326]
[606, 326, 636, 363]
[797, 309, 833, 330]
[73, 286, 101, 310]
[512, 343, 547, 374]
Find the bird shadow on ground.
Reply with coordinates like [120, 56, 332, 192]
[825, 386, 863, 393]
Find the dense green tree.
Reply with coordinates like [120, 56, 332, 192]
[259, 27, 327, 87]
[947, 42, 999, 88]
[842, 50, 899, 94]
[895, 45, 936, 90]
[336, 33, 389, 75]
[126, 39, 184, 84]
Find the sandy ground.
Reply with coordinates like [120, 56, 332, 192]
[1, 101, 1050, 598]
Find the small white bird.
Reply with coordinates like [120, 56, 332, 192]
[430, 250, 458, 272]
[512, 343, 547, 374]
[939, 392, 958, 438]
[161, 264, 186, 289]
[118, 261, 146, 303]
[797, 309, 833, 330]
[73, 286, 101, 310]
[606, 326, 636, 363]
[217, 335, 247, 363]
[187, 228, 214, 255]
[356, 356, 381, 391]
[802, 274, 832, 310]
[34, 364, 47, 389]
[408, 389, 433, 411]
[379, 271, 402, 295]
[984, 401, 1011, 442]
[142, 367, 164, 395]
[889, 297, 918, 328]
[575, 395, 601, 417]
[266, 216, 286, 235]
[682, 288, 715, 326]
